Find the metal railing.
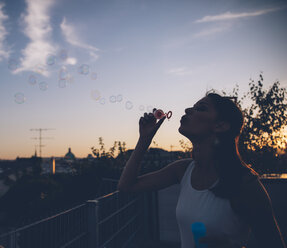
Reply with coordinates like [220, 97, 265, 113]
[0, 178, 156, 248]
[0, 203, 88, 248]
[87, 191, 144, 248]
[90, 178, 147, 248]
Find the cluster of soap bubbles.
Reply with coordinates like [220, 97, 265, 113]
[11, 50, 90, 104]
[10, 49, 154, 112]
[78, 64, 89, 75]
[109, 94, 123, 103]
[90, 90, 136, 110]
[27, 73, 49, 91]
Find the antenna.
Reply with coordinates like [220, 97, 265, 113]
[170, 145, 178, 152]
[30, 128, 55, 157]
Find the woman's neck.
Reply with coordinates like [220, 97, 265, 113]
[192, 139, 218, 176]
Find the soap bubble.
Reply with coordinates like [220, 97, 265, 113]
[91, 90, 101, 101]
[90, 72, 97, 80]
[59, 49, 68, 60]
[59, 68, 68, 80]
[58, 79, 67, 88]
[66, 74, 74, 84]
[39, 81, 48, 91]
[46, 54, 56, 65]
[34, 64, 45, 74]
[14, 92, 26, 104]
[139, 105, 145, 111]
[99, 98, 105, 105]
[116, 94, 123, 102]
[28, 75, 37, 85]
[109, 95, 116, 103]
[147, 105, 153, 112]
[78, 64, 89, 75]
[8, 58, 19, 71]
[125, 101, 133, 110]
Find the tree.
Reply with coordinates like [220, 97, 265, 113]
[221, 73, 287, 173]
[179, 139, 193, 157]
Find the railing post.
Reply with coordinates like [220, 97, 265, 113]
[142, 192, 150, 241]
[136, 192, 149, 245]
[152, 190, 160, 242]
[145, 191, 160, 244]
[9, 228, 18, 248]
[87, 200, 100, 248]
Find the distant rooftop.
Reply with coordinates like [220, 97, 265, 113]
[64, 147, 76, 160]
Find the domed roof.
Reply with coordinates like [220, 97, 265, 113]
[64, 147, 76, 160]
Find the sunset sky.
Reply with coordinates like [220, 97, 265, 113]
[0, 0, 287, 159]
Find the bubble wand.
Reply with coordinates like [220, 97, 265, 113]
[153, 109, 172, 120]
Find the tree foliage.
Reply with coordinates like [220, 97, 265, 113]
[179, 139, 193, 156]
[221, 73, 287, 173]
[91, 137, 127, 159]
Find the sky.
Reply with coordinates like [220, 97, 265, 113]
[0, 0, 286, 159]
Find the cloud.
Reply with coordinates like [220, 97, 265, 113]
[65, 57, 77, 65]
[193, 23, 231, 38]
[167, 67, 193, 76]
[0, 2, 9, 61]
[60, 17, 100, 60]
[89, 51, 99, 61]
[195, 7, 281, 23]
[15, 0, 57, 76]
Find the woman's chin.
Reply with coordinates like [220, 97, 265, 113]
[178, 126, 184, 135]
[178, 126, 194, 141]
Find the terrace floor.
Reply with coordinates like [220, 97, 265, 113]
[146, 241, 180, 248]
[133, 236, 180, 248]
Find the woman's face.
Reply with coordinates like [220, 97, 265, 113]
[179, 96, 218, 142]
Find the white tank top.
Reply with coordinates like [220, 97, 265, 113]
[176, 160, 250, 248]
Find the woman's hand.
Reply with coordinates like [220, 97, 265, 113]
[139, 108, 166, 141]
[199, 236, 243, 248]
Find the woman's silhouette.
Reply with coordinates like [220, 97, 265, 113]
[118, 92, 286, 248]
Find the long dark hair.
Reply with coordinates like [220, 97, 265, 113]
[192, 92, 258, 199]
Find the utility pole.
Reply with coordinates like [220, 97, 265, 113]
[170, 145, 174, 152]
[30, 128, 55, 157]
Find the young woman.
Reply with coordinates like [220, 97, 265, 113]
[117, 92, 286, 248]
